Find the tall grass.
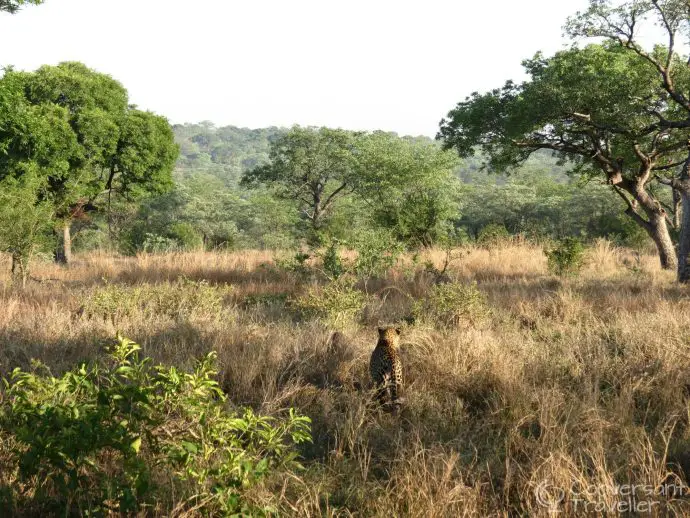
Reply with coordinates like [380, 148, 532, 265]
[1, 242, 690, 516]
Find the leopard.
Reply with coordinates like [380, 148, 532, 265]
[369, 326, 404, 408]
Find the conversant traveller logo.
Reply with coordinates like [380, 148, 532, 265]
[534, 479, 690, 514]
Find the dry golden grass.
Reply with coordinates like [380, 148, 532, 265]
[3, 242, 690, 516]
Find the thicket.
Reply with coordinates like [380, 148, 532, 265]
[0, 336, 311, 516]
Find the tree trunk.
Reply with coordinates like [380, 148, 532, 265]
[619, 179, 677, 271]
[647, 213, 677, 271]
[674, 150, 690, 282]
[678, 188, 690, 282]
[54, 222, 72, 265]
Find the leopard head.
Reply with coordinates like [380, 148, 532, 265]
[378, 326, 401, 348]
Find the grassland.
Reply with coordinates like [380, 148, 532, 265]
[2, 241, 690, 516]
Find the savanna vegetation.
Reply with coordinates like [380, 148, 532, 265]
[1, 0, 690, 516]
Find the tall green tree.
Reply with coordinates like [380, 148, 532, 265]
[566, 0, 690, 280]
[241, 126, 357, 239]
[0, 68, 76, 276]
[0, 62, 178, 263]
[354, 132, 461, 247]
[439, 43, 690, 269]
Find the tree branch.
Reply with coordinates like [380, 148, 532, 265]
[613, 185, 651, 230]
[320, 182, 350, 214]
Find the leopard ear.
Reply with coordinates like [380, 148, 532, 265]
[378, 327, 385, 336]
[395, 327, 402, 335]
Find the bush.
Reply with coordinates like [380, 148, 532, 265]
[275, 250, 312, 277]
[320, 239, 345, 280]
[168, 222, 204, 251]
[413, 282, 488, 328]
[292, 276, 366, 327]
[545, 237, 585, 276]
[477, 223, 511, 247]
[81, 278, 229, 324]
[140, 233, 179, 254]
[350, 229, 404, 280]
[0, 336, 311, 516]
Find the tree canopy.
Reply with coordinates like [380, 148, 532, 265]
[438, 42, 690, 268]
[564, 0, 690, 279]
[0, 62, 178, 263]
[241, 126, 461, 246]
[353, 132, 461, 246]
[241, 126, 357, 234]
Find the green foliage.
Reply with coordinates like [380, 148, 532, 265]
[292, 277, 366, 327]
[0, 336, 311, 515]
[354, 132, 461, 247]
[174, 122, 282, 186]
[438, 41, 690, 266]
[167, 222, 203, 250]
[275, 250, 312, 277]
[605, 213, 651, 250]
[350, 229, 405, 280]
[0, 172, 54, 286]
[0, 0, 44, 14]
[477, 223, 511, 246]
[320, 239, 345, 280]
[455, 161, 642, 242]
[0, 62, 178, 259]
[81, 278, 229, 324]
[545, 237, 586, 276]
[141, 233, 180, 254]
[149, 123, 651, 255]
[439, 43, 687, 174]
[242, 126, 357, 235]
[413, 282, 488, 328]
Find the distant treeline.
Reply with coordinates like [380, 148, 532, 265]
[73, 122, 651, 254]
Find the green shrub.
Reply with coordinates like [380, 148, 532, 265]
[292, 276, 366, 327]
[544, 237, 585, 276]
[0, 336, 311, 516]
[168, 222, 204, 251]
[320, 239, 345, 280]
[413, 282, 488, 328]
[141, 233, 179, 254]
[351, 229, 404, 280]
[81, 278, 229, 324]
[275, 250, 312, 276]
[477, 223, 511, 246]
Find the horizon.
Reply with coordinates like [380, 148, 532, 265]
[2, 0, 593, 137]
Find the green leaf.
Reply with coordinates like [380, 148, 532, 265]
[130, 437, 142, 454]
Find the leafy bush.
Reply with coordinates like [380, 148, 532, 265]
[477, 223, 511, 247]
[544, 237, 585, 276]
[350, 229, 404, 280]
[292, 276, 366, 327]
[320, 239, 345, 280]
[0, 336, 311, 516]
[81, 278, 229, 324]
[168, 222, 204, 250]
[275, 250, 312, 276]
[0, 172, 55, 287]
[413, 282, 488, 328]
[140, 233, 180, 254]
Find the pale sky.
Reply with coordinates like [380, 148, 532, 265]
[0, 0, 593, 137]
